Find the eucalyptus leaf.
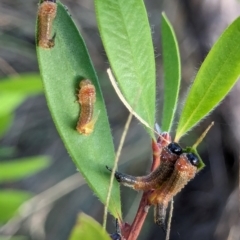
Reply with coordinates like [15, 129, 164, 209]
[0, 190, 32, 223]
[0, 156, 50, 183]
[161, 13, 181, 132]
[0, 74, 42, 117]
[0, 74, 42, 137]
[68, 213, 111, 240]
[176, 17, 240, 141]
[36, 1, 120, 217]
[0, 114, 13, 137]
[95, 0, 156, 137]
[0, 74, 42, 95]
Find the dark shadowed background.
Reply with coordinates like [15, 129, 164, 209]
[0, 0, 239, 239]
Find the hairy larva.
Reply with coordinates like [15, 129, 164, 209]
[107, 142, 199, 230]
[76, 79, 97, 135]
[37, 0, 57, 49]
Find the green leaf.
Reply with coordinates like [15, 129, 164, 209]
[0, 74, 42, 95]
[0, 156, 50, 183]
[176, 17, 240, 141]
[0, 93, 25, 116]
[0, 114, 13, 137]
[95, 0, 156, 137]
[0, 74, 43, 137]
[0, 190, 32, 223]
[161, 13, 181, 132]
[36, 1, 120, 217]
[68, 213, 111, 240]
[0, 74, 42, 116]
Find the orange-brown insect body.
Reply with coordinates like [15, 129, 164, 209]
[76, 79, 96, 135]
[37, 1, 57, 49]
[115, 146, 180, 191]
[148, 153, 197, 207]
[113, 142, 183, 191]
[108, 139, 199, 229]
[150, 153, 197, 228]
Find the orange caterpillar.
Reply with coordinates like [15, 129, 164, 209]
[37, 0, 57, 49]
[76, 79, 97, 135]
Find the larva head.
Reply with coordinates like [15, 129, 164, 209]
[186, 152, 199, 167]
[160, 142, 183, 164]
[78, 80, 96, 103]
[167, 142, 182, 155]
[175, 153, 199, 180]
[183, 147, 204, 171]
[38, 1, 57, 16]
[180, 122, 214, 171]
[79, 79, 92, 88]
[79, 87, 96, 99]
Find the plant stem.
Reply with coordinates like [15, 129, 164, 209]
[122, 134, 172, 239]
[123, 140, 162, 240]
[126, 192, 150, 240]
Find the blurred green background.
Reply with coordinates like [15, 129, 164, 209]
[0, 0, 239, 240]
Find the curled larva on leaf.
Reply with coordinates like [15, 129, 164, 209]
[37, 0, 57, 49]
[76, 79, 98, 135]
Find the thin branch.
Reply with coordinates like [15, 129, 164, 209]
[192, 121, 214, 149]
[103, 112, 133, 229]
[0, 57, 19, 76]
[165, 199, 174, 240]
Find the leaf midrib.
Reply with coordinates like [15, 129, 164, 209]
[109, 0, 154, 127]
